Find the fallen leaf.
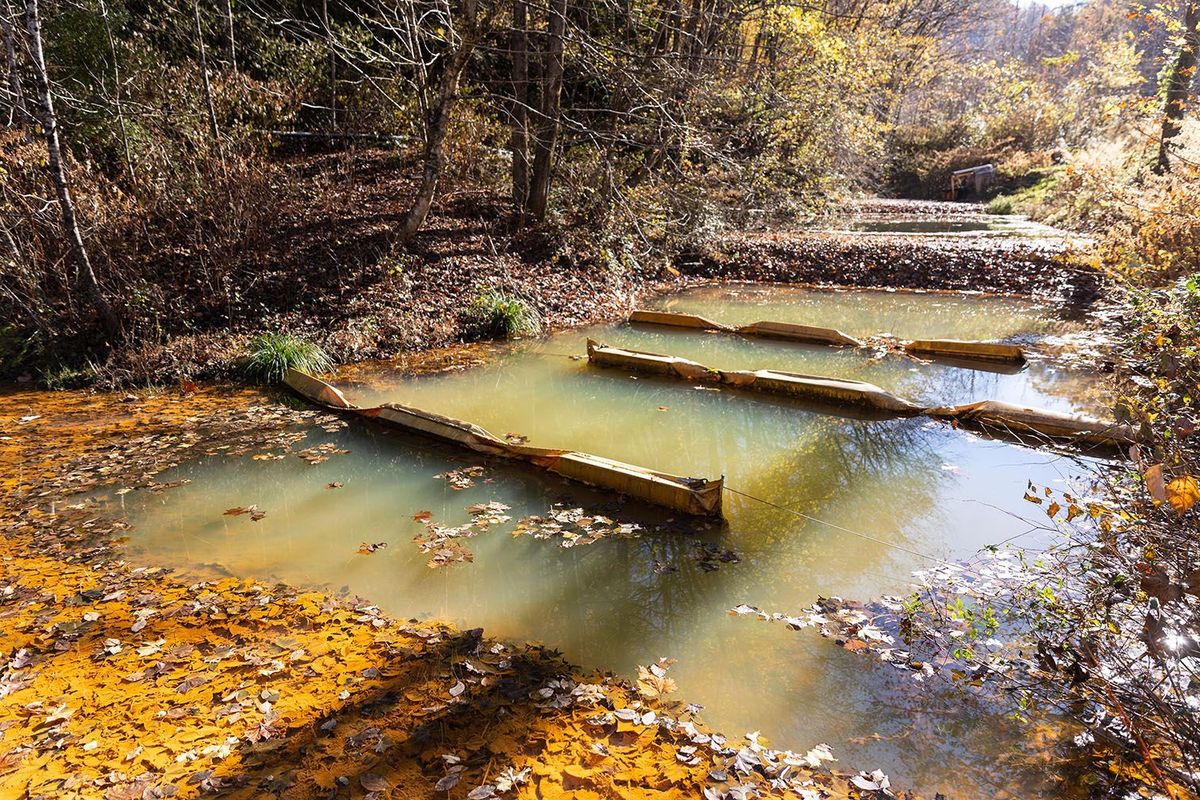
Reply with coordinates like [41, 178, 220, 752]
[360, 774, 389, 792]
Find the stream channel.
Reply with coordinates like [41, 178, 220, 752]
[118, 283, 1105, 797]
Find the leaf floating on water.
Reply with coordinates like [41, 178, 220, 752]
[511, 505, 643, 548]
[689, 542, 739, 572]
[223, 505, 259, 517]
[413, 510, 433, 522]
[357, 542, 388, 554]
[850, 769, 891, 793]
[435, 466, 487, 490]
[636, 659, 678, 700]
[297, 441, 350, 465]
[467, 501, 512, 528]
[657, 406, 669, 412]
[326, 481, 344, 489]
[799, 743, 836, 767]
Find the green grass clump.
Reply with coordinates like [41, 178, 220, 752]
[466, 288, 541, 338]
[986, 195, 1015, 215]
[243, 332, 333, 383]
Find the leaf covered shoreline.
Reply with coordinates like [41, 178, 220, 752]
[0, 384, 874, 800]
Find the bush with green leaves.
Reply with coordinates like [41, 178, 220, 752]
[242, 332, 333, 383]
[464, 289, 541, 339]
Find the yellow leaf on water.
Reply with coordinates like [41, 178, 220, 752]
[1165, 475, 1200, 513]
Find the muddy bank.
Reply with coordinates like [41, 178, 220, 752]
[0, 385, 875, 800]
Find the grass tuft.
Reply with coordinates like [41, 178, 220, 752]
[986, 195, 1015, 215]
[243, 332, 334, 383]
[465, 288, 542, 338]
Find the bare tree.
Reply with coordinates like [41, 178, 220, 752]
[1156, 0, 1200, 173]
[526, 0, 565, 221]
[510, 0, 530, 214]
[98, 0, 134, 180]
[224, 0, 236, 70]
[23, 0, 119, 338]
[2, 0, 28, 125]
[397, 0, 484, 243]
[192, 0, 222, 146]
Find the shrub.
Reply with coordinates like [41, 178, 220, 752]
[465, 289, 542, 339]
[242, 332, 333, 383]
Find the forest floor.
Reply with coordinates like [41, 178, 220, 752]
[83, 149, 1102, 388]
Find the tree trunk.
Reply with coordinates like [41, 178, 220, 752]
[192, 0, 222, 145]
[396, 0, 478, 244]
[1156, 1, 1200, 173]
[24, 0, 119, 339]
[224, 0, 235, 70]
[322, 0, 336, 130]
[2, 0, 28, 125]
[527, 0, 565, 221]
[98, 0, 134, 181]
[509, 0, 529, 216]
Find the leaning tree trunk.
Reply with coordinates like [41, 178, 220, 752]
[526, 0, 565, 222]
[2, 0, 28, 125]
[396, 0, 478, 244]
[509, 0, 530, 216]
[1156, 1, 1200, 174]
[24, 0, 119, 339]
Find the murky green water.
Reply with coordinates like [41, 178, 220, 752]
[119, 285, 1099, 797]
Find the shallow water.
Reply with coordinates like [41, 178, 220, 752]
[817, 216, 1065, 238]
[120, 286, 1100, 797]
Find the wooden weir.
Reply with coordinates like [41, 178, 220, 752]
[628, 309, 1027, 368]
[284, 369, 724, 517]
[586, 341, 1137, 449]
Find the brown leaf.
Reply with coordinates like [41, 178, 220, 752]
[1145, 464, 1166, 505]
[360, 773, 390, 792]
